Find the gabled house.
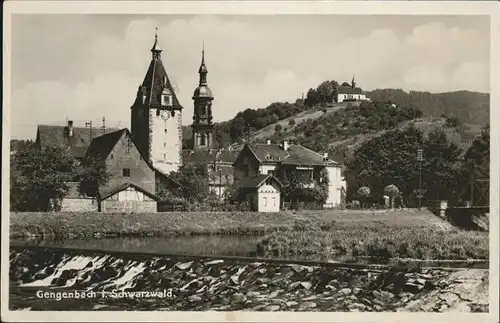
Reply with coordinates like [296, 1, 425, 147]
[80, 128, 178, 212]
[235, 174, 283, 212]
[183, 148, 238, 198]
[233, 140, 345, 208]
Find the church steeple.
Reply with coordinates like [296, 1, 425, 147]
[198, 42, 208, 85]
[130, 28, 184, 175]
[191, 43, 215, 150]
[351, 74, 356, 89]
[151, 28, 162, 59]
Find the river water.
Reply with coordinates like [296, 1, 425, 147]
[10, 235, 489, 269]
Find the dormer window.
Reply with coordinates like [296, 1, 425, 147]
[162, 94, 171, 106]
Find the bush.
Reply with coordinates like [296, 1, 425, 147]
[288, 119, 296, 126]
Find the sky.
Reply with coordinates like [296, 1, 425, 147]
[10, 14, 490, 139]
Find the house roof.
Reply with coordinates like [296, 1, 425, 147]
[36, 125, 119, 158]
[85, 129, 127, 159]
[238, 174, 283, 189]
[100, 182, 159, 201]
[84, 128, 181, 187]
[141, 48, 183, 110]
[183, 148, 238, 165]
[246, 143, 340, 167]
[338, 86, 364, 95]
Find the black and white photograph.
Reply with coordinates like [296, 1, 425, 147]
[2, 1, 499, 322]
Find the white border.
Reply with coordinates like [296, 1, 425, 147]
[2, 1, 499, 322]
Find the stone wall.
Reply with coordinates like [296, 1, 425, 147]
[9, 247, 488, 312]
[60, 198, 97, 212]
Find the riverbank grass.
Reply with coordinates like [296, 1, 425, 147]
[256, 227, 489, 261]
[10, 209, 453, 239]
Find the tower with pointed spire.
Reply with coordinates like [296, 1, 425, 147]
[191, 43, 215, 149]
[351, 74, 356, 89]
[130, 29, 183, 175]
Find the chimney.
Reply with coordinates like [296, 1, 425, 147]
[266, 139, 271, 145]
[67, 120, 74, 137]
[283, 140, 289, 151]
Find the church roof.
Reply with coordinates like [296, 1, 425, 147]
[338, 86, 364, 95]
[183, 148, 238, 164]
[193, 85, 213, 98]
[141, 35, 183, 109]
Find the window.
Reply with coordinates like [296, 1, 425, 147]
[164, 142, 166, 147]
[263, 197, 268, 206]
[272, 197, 276, 206]
[164, 154, 167, 159]
[200, 134, 206, 146]
[156, 109, 161, 116]
[110, 154, 114, 159]
[123, 168, 131, 177]
[164, 129, 168, 133]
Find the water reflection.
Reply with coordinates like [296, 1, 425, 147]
[10, 236, 489, 269]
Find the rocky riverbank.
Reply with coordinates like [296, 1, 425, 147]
[9, 247, 488, 312]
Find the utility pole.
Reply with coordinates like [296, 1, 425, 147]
[417, 148, 424, 210]
[102, 117, 106, 135]
[219, 168, 222, 198]
[85, 121, 93, 142]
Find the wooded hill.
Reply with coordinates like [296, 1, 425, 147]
[183, 81, 489, 153]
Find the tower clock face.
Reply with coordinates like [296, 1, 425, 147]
[161, 110, 170, 120]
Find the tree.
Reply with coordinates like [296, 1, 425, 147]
[346, 126, 425, 204]
[384, 184, 399, 209]
[77, 155, 110, 212]
[10, 145, 75, 211]
[305, 88, 320, 107]
[457, 126, 489, 204]
[316, 81, 335, 104]
[168, 163, 211, 204]
[356, 186, 371, 208]
[341, 82, 350, 87]
[288, 119, 296, 126]
[422, 129, 464, 201]
[274, 124, 283, 133]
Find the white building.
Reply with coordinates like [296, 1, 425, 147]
[337, 77, 370, 103]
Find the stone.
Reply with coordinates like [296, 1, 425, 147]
[339, 288, 352, 295]
[231, 293, 247, 303]
[374, 290, 395, 302]
[188, 295, 202, 302]
[300, 282, 313, 290]
[348, 303, 367, 311]
[353, 287, 362, 295]
[298, 302, 317, 310]
[246, 291, 261, 297]
[286, 301, 298, 307]
[205, 260, 224, 265]
[302, 295, 318, 301]
[326, 285, 337, 292]
[175, 261, 193, 270]
[265, 305, 281, 311]
[403, 283, 424, 294]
